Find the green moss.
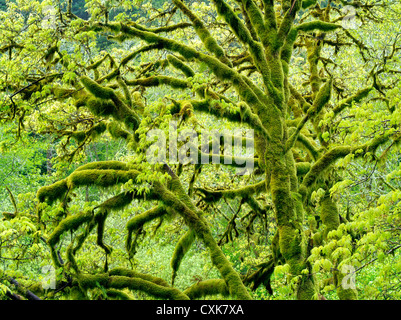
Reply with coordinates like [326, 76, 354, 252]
[183, 279, 229, 299]
[167, 54, 195, 77]
[77, 273, 190, 300]
[71, 131, 86, 143]
[296, 162, 311, 176]
[75, 161, 129, 172]
[67, 169, 140, 189]
[107, 121, 131, 140]
[320, 192, 340, 237]
[334, 271, 358, 300]
[132, 92, 145, 113]
[109, 267, 170, 287]
[100, 191, 135, 212]
[310, 78, 332, 116]
[81, 76, 115, 100]
[85, 97, 115, 117]
[279, 225, 303, 262]
[153, 181, 251, 299]
[95, 208, 112, 255]
[296, 21, 341, 32]
[301, 0, 318, 9]
[37, 179, 68, 204]
[126, 206, 167, 256]
[47, 210, 94, 247]
[171, 230, 196, 285]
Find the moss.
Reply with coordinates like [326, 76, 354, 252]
[296, 275, 316, 300]
[71, 131, 86, 143]
[107, 121, 131, 140]
[47, 210, 94, 247]
[320, 192, 340, 237]
[126, 76, 189, 89]
[296, 162, 311, 176]
[301, 0, 318, 9]
[85, 97, 115, 117]
[105, 288, 134, 300]
[37, 179, 68, 205]
[172, 0, 232, 66]
[67, 169, 139, 189]
[77, 273, 190, 300]
[296, 21, 341, 32]
[153, 181, 251, 299]
[81, 76, 115, 100]
[334, 270, 358, 300]
[53, 87, 75, 98]
[167, 54, 195, 77]
[278, 225, 304, 263]
[333, 87, 372, 116]
[75, 161, 129, 172]
[132, 92, 145, 113]
[171, 230, 196, 285]
[109, 267, 170, 287]
[310, 78, 332, 116]
[100, 191, 135, 212]
[183, 279, 229, 299]
[94, 208, 112, 255]
[126, 206, 167, 256]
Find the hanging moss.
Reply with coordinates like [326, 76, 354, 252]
[171, 230, 196, 285]
[132, 92, 145, 113]
[107, 121, 131, 140]
[126, 206, 167, 256]
[167, 54, 195, 78]
[85, 97, 115, 117]
[47, 210, 94, 247]
[37, 179, 68, 205]
[153, 180, 251, 299]
[81, 76, 115, 100]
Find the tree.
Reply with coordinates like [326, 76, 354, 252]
[1, 0, 400, 300]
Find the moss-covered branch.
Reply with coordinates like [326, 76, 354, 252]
[300, 133, 391, 195]
[286, 79, 332, 152]
[196, 179, 266, 203]
[152, 170, 252, 299]
[75, 273, 190, 300]
[183, 279, 230, 299]
[126, 206, 168, 257]
[172, 0, 232, 67]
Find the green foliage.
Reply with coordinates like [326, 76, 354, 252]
[1, 0, 401, 302]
